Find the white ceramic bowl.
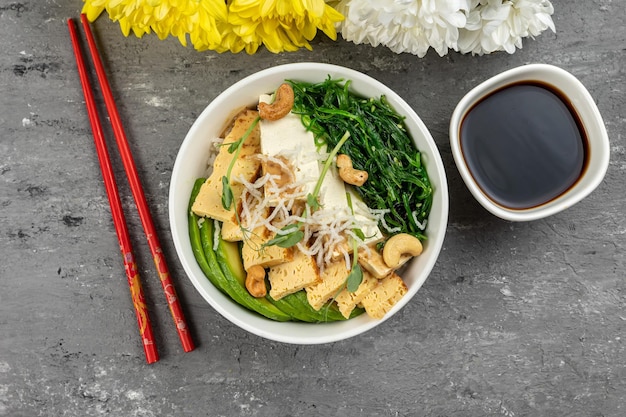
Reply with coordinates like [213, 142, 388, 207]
[449, 63, 610, 222]
[169, 63, 449, 344]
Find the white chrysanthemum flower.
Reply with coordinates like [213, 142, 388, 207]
[332, 0, 555, 57]
[458, 0, 555, 55]
[333, 0, 471, 57]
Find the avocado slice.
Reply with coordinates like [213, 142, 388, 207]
[198, 219, 258, 309]
[266, 293, 315, 323]
[214, 234, 292, 322]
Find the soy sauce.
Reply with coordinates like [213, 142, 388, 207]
[460, 82, 587, 210]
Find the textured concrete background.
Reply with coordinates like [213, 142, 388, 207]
[1, 1, 625, 416]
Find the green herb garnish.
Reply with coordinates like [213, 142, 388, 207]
[345, 192, 363, 292]
[267, 224, 305, 248]
[346, 264, 363, 293]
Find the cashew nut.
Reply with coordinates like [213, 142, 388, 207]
[258, 83, 294, 121]
[245, 265, 267, 298]
[336, 154, 368, 186]
[382, 233, 423, 269]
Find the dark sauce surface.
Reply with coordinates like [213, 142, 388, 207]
[460, 83, 587, 210]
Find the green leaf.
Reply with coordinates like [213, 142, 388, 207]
[307, 193, 320, 210]
[276, 230, 304, 248]
[221, 176, 233, 210]
[346, 264, 363, 293]
[281, 223, 300, 233]
[264, 223, 304, 248]
[227, 139, 240, 154]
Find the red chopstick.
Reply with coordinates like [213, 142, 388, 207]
[78, 14, 194, 353]
[67, 18, 159, 364]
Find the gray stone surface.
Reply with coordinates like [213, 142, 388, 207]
[1, 1, 625, 416]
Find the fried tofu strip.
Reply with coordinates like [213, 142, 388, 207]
[192, 109, 261, 227]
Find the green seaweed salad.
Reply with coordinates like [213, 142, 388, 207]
[289, 77, 433, 240]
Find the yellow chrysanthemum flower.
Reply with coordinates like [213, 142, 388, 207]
[226, 0, 344, 53]
[82, 0, 344, 54]
[82, 0, 227, 49]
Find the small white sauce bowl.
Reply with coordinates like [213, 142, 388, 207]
[449, 63, 610, 222]
[169, 63, 449, 344]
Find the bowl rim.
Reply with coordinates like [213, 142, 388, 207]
[449, 63, 610, 222]
[169, 62, 449, 344]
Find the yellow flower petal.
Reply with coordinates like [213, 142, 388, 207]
[81, 3, 107, 21]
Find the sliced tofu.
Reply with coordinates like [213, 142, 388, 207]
[322, 186, 384, 261]
[192, 109, 261, 226]
[220, 220, 244, 242]
[241, 222, 293, 271]
[268, 249, 320, 300]
[260, 156, 297, 202]
[305, 259, 350, 311]
[360, 272, 408, 319]
[321, 164, 383, 248]
[346, 187, 384, 245]
[321, 166, 379, 241]
[259, 94, 320, 203]
[335, 271, 378, 319]
[358, 243, 412, 279]
[318, 157, 347, 211]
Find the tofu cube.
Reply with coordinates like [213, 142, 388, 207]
[241, 223, 293, 271]
[360, 272, 408, 319]
[268, 249, 320, 300]
[358, 243, 412, 279]
[335, 271, 378, 319]
[305, 260, 350, 311]
[220, 220, 244, 242]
